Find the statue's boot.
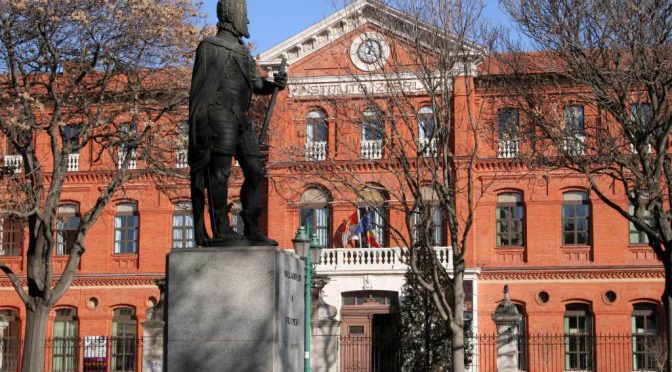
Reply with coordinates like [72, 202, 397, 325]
[212, 210, 246, 242]
[241, 209, 279, 246]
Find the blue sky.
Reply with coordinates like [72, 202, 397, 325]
[200, 0, 522, 55]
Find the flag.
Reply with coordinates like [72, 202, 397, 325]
[341, 210, 360, 247]
[362, 211, 381, 248]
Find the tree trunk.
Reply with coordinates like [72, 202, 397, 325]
[21, 302, 50, 372]
[451, 271, 466, 372]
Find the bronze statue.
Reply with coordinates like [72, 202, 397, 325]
[188, 0, 286, 247]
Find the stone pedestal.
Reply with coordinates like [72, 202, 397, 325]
[165, 247, 304, 372]
[491, 285, 522, 372]
[142, 320, 164, 372]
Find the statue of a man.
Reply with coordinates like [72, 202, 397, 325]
[188, 0, 286, 247]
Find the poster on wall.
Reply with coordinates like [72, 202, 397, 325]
[83, 336, 108, 372]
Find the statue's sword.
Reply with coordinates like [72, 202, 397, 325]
[258, 57, 287, 145]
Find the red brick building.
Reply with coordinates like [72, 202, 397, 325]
[0, 0, 665, 371]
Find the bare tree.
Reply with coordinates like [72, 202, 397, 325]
[496, 0, 672, 368]
[272, 0, 497, 369]
[0, 0, 201, 370]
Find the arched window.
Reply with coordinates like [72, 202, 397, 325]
[562, 192, 590, 245]
[230, 201, 244, 235]
[413, 186, 444, 246]
[114, 203, 139, 254]
[0, 216, 22, 256]
[498, 108, 519, 158]
[57, 204, 81, 256]
[172, 202, 195, 249]
[53, 308, 78, 372]
[112, 307, 137, 371]
[496, 193, 524, 247]
[563, 303, 593, 370]
[355, 187, 387, 248]
[418, 107, 434, 140]
[118, 123, 137, 170]
[361, 108, 384, 160]
[632, 303, 660, 370]
[305, 110, 328, 161]
[300, 188, 331, 248]
[0, 309, 20, 371]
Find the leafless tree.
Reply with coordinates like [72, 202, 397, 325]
[0, 0, 201, 370]
[272, 0, 497, 370]
[496, 0, 672, 368]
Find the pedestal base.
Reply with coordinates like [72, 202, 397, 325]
[165, 247, 305, 372]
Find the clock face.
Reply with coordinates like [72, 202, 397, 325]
[357, 39, 383, 64]
[350, 32, 389, 71]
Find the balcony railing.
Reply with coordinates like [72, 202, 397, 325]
[67, 153, 79, 171]
[305, 141, 327, 161]
[418, 137, 438, 157]
[118, 149, 137, 170]
[361, 140, 383, 160]
[176, 149, 188, 168]
[563, 135, 585, 156]
[315, 246, 452, 273]
[498, 139, 519, 158]
[3, 155, 22, 173]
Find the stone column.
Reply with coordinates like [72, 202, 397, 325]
[310, 275, 341, 372]
[142, 280, 165, 372]
[491, 285, 522, 372]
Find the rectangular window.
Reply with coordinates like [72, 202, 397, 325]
[357, 207, 386, 248]
[632, 304, 659, 370]
[631, 103, 652, 126]
[629, 205, 652, 245]
[564, 308, 593, 370]
[0, 217, 22, 256]
[112, 310, 137, 372]
[496, 201, 524, 246]
[57, 206, 80, 256]
[562, 197, 590, 245]
[300, 208, 330, 248]
[114, 205, 139, 254]
[53, 310, 78, 372]
[412, 206, 444, 246]
[63, 126, 81, 154]
[172, 212, 195, 249]
[564, 106, 585, 135]
[498, 108, 519, 139]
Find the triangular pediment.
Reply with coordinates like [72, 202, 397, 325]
[257, 0, 480, 71]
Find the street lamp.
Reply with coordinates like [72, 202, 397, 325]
[292, 226, 323, 372]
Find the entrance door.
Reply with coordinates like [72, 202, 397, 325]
[340, 291, 400, 372]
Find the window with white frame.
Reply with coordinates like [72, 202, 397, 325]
[564, 105, 585, 155]
[172, 202, 195, 249]
[57, 204, 81, 256]
[114, 203, 139, 254]
[412, 186, 445, 246]
[361, 108, 384, 159]
[305, 110, 328, 161]
[356, 187, 387, 248]
[299, 188, 331, 248]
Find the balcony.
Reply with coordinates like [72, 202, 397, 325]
[176, 149, 188, 168]
[118, 149, 137, 170]
[361, 140, 383, 160]
[497, 139, 519, 158]
[418, 137, 438, 157]
[67, 153, 79, 171]
[305, 141, 327, 161]
[315, 246, 452, 274]
[563, 135, 585, 156]
[3, 155, 22, 173]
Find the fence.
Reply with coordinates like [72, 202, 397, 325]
[341, 333, 668, 372]
[0, 336, 143, 372]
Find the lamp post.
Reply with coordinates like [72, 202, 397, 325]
[292, 226, 323, 372]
